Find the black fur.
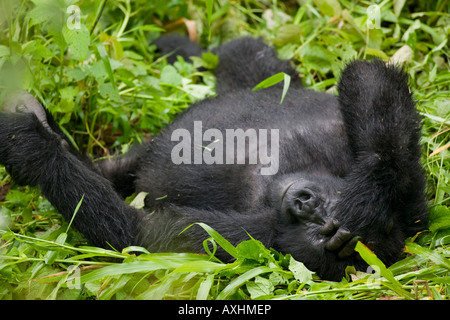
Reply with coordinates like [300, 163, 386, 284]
[0, 36, 427, 281]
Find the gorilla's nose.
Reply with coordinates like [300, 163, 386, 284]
[294, 189, 318, 214]
[280, 181, 325, 225]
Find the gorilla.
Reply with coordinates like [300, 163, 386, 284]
[0, 35, 427, 281]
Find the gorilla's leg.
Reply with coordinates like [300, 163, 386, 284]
[152, 34, 204, 64]
[0, 92, 276, 257]
[3, 91, 144, 198]
[335, 60, 427, 263]
[0, 92, 142, 250]
[94, 145, 147, 198]
[213, 37, 301, 94]
[2, 91, 95, 171]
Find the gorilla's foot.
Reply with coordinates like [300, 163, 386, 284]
[2, 90, 52, 133]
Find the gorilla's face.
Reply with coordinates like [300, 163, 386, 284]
[273, 174, 362, 280]
[276, 173, 344, 228]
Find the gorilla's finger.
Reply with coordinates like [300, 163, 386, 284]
[325, 228, 352, 251]
[338, 236, 360, 259]
[320, 218, 340, 236]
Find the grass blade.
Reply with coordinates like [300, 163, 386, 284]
[189, 223, 238, 258]
[405, 242, 450, 270]
[196, 274, 215, 300]
[355, 242, 413, 299]
[252, 72, 291, 104]
[77, 260, 179, 284]
[253, 72, 285, 91]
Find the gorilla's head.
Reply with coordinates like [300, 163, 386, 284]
[272, 174, 368, 280]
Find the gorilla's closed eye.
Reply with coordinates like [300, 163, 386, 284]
[296, 190, 314, 203]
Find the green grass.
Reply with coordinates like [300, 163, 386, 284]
[0, 0, 449, 300]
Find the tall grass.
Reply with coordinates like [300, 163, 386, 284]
[0, 0, 449, 300]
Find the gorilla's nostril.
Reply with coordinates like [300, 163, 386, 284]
[295, 199, 304, 212]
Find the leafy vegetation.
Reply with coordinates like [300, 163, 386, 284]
[0, 0, 449, 300]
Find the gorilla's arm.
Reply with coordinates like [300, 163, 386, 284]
[137, 205, 277, 261]
[0, 93, 142, 251]
[335, 61, 427, 259]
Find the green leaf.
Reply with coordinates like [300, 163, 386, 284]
[246, 276, 274, 299]
[78, 260, 183, 284]
[280, 73, 291, 104]
[5, 189, 33, 206]
[95, 43, 118, 97]
[57, 86, 78, 113]
[288, 256, 314, 283]
[27, 0, 72, 27]
[131, 24, 165, 33]
[66, 67, 88, 82]
[402, 19, 421, 43]
[273, 24, 302, 47]
[366, 48, 389, 60]
[62, 24, 90, 61]
[429, 205, 450, 233]
[298, 42, 334, 74]
[67, 195, 84, 232]
[129, 192, 148, 210]
[122, 246, 150, 255]
[182, 82, 214, 101]
[253, 72, 284, 90]
[99, 83, 120, 101]
[160, 65, 183, 86]
[313, 0, 342, 17]
[173, 260, 226, 273]
[236, 240, 263, 261]
[216, 266, 273, 299]
[201, 52, 218, 70]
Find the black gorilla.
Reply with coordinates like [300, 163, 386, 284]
[0, 36, 427, 281]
